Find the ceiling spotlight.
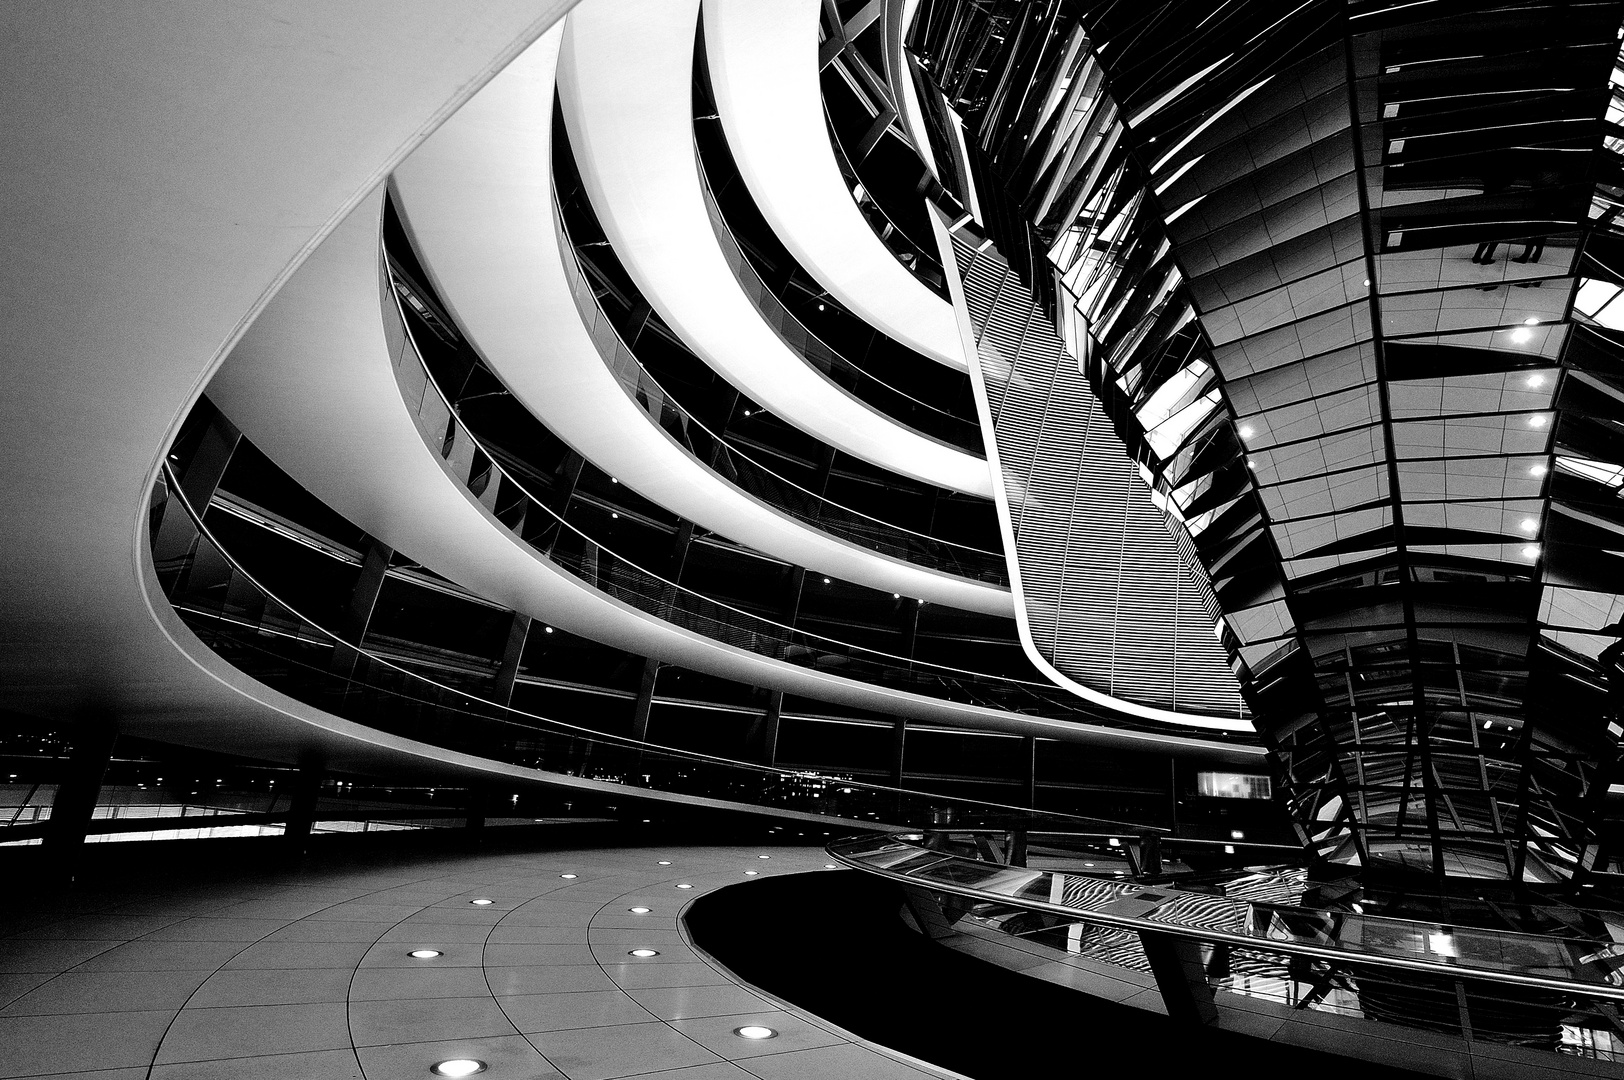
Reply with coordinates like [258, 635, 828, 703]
[432, 1061, 487, 1077]
[743, 408, 752, 416]
[544, 626, 554, 634]
[822, 577, 831, 584]
[1519, 518, 1538, 533]
[1239, 424, 1255, 440]
[818, 303, 826, 311]
[610, 477, 618, 484]
[408, 949, 442, 959]
[1524, 316, 1541, 325]
[1522, 544, 1541, 560]
[1528, 414, 1549, 428]
[611, 512, 620, 519]
[1510, 327, 1534, 344]
[629, 949, 660, 957]
[734, 1026, 778, 1040]
[560, 873, 577, 879]
[893, 592, 902, 599]
[1530, 463, 1549, 477]
[469, 899, 494, 906]
[629, 907, 651, 914]
[1527, 373, 1547, 388]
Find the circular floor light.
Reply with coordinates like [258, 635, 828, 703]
[824, 864, 838, 869]
[469, 899, 494, 906]
[408, 949, 442, 959]
[560, 873, 577, 879]
[431, 1060, 486, 1077]
[629, 907, 651, 914]
[757, 855, 771, 859]
[733, 1026, 778, 1040]
[658, 860, 672, 865]
[629, 949, 660, 957]
[744, 871, 758, 876]
[675, 883, 694, 889]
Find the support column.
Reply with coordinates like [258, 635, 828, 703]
[330, 537, 392, 679]
[282, 760, 324, 855]
[42, 712, 118, 881]
[1139, 930, 1219, 1025]
[630, 656, 660, 744]
[492, 612, 532, 707]
[749, 689, 784, 766]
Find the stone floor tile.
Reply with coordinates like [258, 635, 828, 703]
[499, 989, 654, 1033]
[349, 995, 517, 1047]
[0, 1009, 175, 1076]
[527, 1021, 720, 1080]
[155, 1002, 351, 1063]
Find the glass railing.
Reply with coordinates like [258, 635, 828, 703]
[822, 105, 949, 297]
[551, 203, 1008, 585]
[148, 463, 1120, 831]
[695, 155, 982, 452]
[381, 274, 1147, 726]
[832, 831, 1624, 1064]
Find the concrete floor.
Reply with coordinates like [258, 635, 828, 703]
[0, 842, 960, 1080]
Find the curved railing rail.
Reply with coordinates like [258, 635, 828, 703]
[147, 461, 1127, 831]
[383, 268, 1156, 727]
[695, 152, 982, 452]
[553, 197, 1007, 584]
[832, 831, 1624, 1065]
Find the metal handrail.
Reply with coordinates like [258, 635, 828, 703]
[829, 832, 1624, 1000]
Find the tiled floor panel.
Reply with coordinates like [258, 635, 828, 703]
[0, 845, 960, 1080]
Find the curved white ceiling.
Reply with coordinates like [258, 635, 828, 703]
[391, 25, 1011, 617]
[0, 0, 575, 774]
[208, 174, 1258, 762]
[705, 0, 966, 370]
[554, 0, 992, 499]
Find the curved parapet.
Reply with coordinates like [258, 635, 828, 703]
[706, 0, 966, 371]
[391, 26, 1010, 615]
[554, 0, 989, 497]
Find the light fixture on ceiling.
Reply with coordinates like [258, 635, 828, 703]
[1527, 373, 1546, 388]
[1510, 327, 1534, 344]
[1522, 544, 1541, 560]
[1519, 518, 1538, 533]
[893, 592, 902, 599]
[1530, 463, 1548, 477]
[1238, 424, 1255, 440]
[629, 949, 660, 957]
[734, 1026, 778, 1040]
[544, 626, 554, 633]
[1528, 414, 1549, 428]
[431, 1061, 486, 1077]
[742, 408, 752, 416]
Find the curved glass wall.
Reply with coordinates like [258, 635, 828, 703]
[149, 457, 1123, 829]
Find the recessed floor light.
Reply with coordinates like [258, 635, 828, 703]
[470, 899, 494, 906]
[560, 873, 577, 879]
[629, 949, 660, 957]
[734, 1026, 778, 1040]
[757, 855, 771, 859]
[658, 860, 672, 865]
[744, 871, 758, 876]
[629, 907, 651, 914]
[432, 1060, 486, 1077]
[823, 864, 838, 869]
[408, 949, 442, 959]
[676, 883, 694, 889]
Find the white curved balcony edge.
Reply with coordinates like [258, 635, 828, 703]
[207, 185, 1260, 762]
[390, 28, 1011, 618]
[555, 0, 992, 499]
[930, 206, 1258, 736]
[0, 1, 575, 769]
[706, 0, 965, 371]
